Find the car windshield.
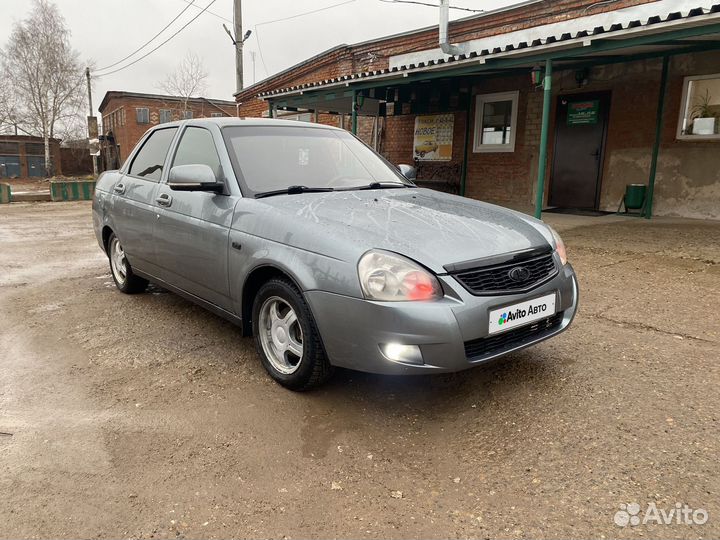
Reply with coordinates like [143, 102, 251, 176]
[222, 125, 412, 197]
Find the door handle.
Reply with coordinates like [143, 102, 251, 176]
[156, 193, 173, 207]
[113, 183, 126, 194]
[590, 149, 600, 158]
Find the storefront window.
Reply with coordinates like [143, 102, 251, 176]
[678, 74, 720, 140]
[473, 91, 519, 153]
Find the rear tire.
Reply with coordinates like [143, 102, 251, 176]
[252, 278, 332, 391]
[107, 232, 148, 294]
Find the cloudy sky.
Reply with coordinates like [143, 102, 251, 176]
[1, 0, 521, 115]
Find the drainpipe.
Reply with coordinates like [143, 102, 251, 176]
[351, 89, 358, 135]
[439, 0, 464, 56]
[460, 87, 472, 197]
[643, 55, 669, 219]
[534, 59, 553, 220]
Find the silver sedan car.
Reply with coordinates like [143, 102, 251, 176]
[92, 118, 578, 390]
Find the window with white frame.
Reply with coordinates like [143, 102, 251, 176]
[677, 74, 720, 139]
[210, 112, 224, 118]
[136, 107, 149, 124]
[473, 91, 519, 153]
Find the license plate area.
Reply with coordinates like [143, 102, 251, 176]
[488, 292, 557, 335]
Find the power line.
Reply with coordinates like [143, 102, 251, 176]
[249, 0, 358, 82]
[178, 0, 233, 23]
[95, 0, 219, 77]
[379, 0, 483, 12]
[255, 0, 357, 27]
[253, 26, 270, 80]
[96, 1, 197, 72]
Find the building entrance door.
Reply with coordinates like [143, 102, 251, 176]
[549, 91, 611, 209]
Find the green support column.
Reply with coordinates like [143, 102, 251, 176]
[534, 58, 553, 220]
[460, 88, 473, 197]
[351, 89, 358, 135]
[644, 55, 670, 219]
[268, 101, 274, 118]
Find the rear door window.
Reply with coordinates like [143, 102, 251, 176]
[128, 128, 178, 181]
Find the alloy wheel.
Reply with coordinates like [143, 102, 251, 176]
[258, 296, 304, 374]
[109, 236, 128, 285]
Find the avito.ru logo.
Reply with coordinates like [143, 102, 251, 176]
[614, 502, 709, 527]
[498, 303, 548, 326]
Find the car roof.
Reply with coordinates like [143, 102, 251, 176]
[153, 117, 343, 131]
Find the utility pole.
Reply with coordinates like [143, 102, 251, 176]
[85, 67, 93, 116]
[234, 0, 244, 92]
[85, 67, 99, 177]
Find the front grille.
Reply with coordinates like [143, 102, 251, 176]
[464, 312, 564, 360]
[453, 253, 557, 295]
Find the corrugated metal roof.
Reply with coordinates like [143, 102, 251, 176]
[257, 2, 720, 99]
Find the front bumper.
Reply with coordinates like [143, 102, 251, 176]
[304, 261, 579, 375]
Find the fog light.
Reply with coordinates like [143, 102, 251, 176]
[381, 343, 423, 365]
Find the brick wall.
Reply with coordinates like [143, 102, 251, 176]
[464, 74, 537, 207]
[0, 135, 62, 177]
[101, 95, 237, 163]
[236, 0, 658, 116]
[60, 147, 93, 176]
[232, 1, 720, 219]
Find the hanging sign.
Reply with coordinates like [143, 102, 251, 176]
[567, 100, 600, 126]
[413, 114, 454, 161]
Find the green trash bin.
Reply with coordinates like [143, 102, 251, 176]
[624, 184, 646, 210]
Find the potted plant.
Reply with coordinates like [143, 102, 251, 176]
[690, 89, 718, 135]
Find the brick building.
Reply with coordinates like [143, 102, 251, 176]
[236, 0, 720, 220]
[0, 135, 62, 178]
[98, 91, 237, 165]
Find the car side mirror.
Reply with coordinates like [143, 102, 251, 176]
[398, 164, 417, 181]
[168, 164, 224, 193]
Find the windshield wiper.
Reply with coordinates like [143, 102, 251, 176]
[345, 182, 411, 191]
[255, 185, 335, 199]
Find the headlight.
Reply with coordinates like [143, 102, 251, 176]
[548, 226, 568, 265]
[358, 250, 442, 301]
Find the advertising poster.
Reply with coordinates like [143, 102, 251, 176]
[413, 114, 454, 161]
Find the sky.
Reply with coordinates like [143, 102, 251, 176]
[1, 0, 522, 116]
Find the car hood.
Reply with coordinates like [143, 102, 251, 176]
[239, 188, 553, 273]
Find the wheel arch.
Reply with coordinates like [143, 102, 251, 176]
[241, 264, 305, 337]
[101, 225, 114, 254]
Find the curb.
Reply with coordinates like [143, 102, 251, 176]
[50, 180, 95, 201]
[0, 183, 10, 204]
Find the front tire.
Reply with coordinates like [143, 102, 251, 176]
[252, 278, 332, 390]
[107, 232, 148, 294]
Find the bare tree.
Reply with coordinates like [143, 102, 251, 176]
[0, 78, 15, 134]
[158, 52, 208, 113]
[1, 0, 85, 176]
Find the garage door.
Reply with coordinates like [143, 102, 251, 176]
[0, 155, 21, 178]
[27, 156, 46, 177]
